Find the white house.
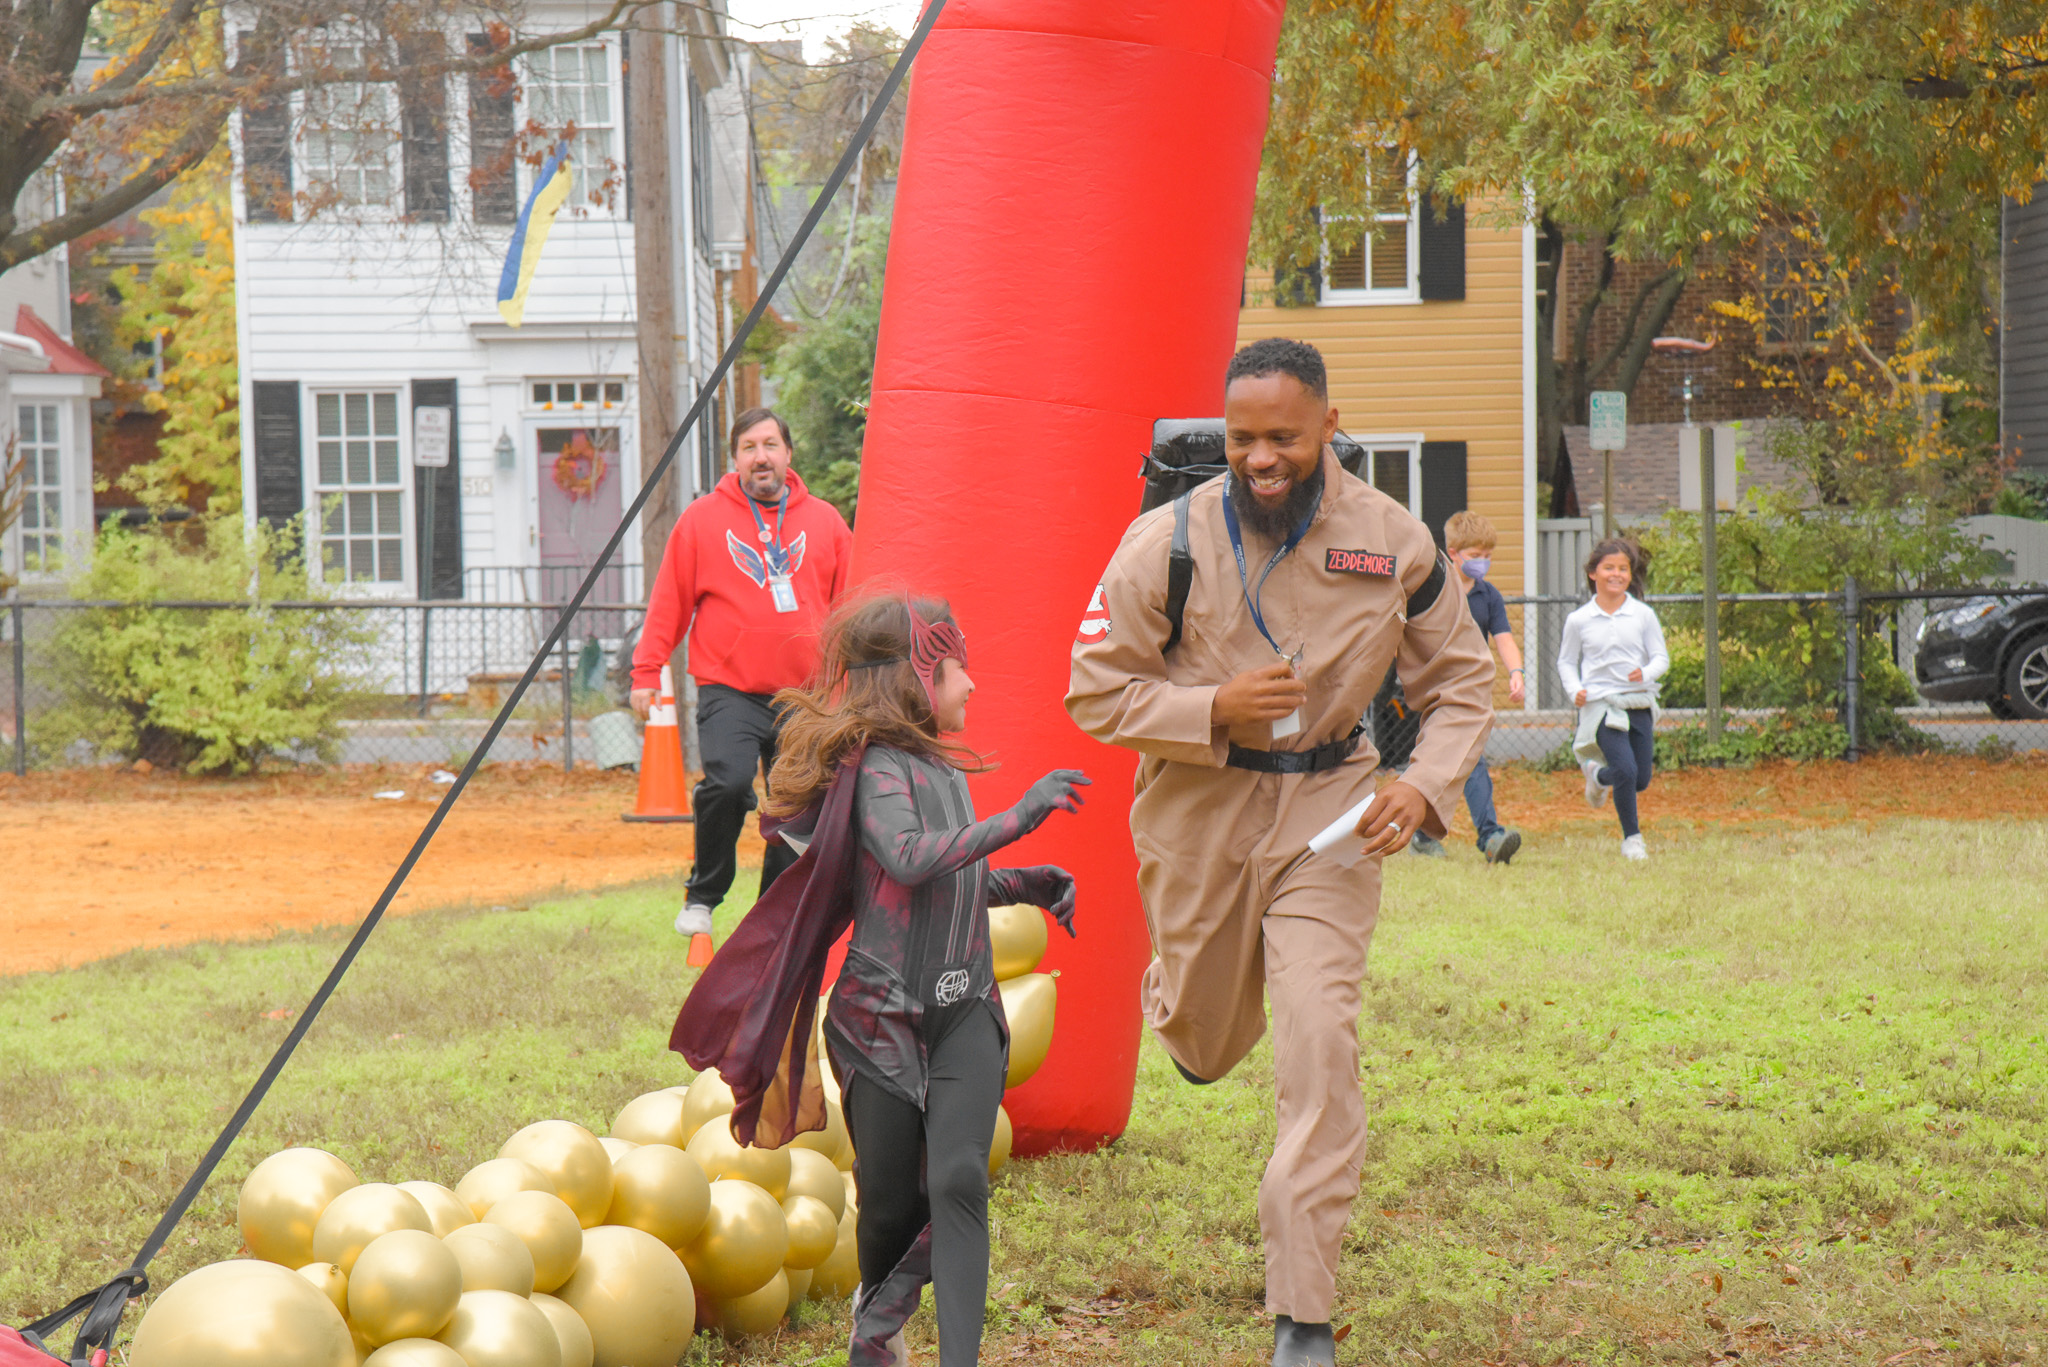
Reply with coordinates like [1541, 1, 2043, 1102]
[230, 0, 752, 643]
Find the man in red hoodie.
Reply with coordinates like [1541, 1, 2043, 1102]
[632, 407, 854, 939]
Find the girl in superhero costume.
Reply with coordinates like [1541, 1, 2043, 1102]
[672, 594, 1087, 1367]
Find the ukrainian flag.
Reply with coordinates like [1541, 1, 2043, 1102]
[497, 140, 573, 327]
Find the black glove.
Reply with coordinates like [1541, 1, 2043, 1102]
[1041, 867, 1077, 937]
[1012, 768, 1090, 832]
[990, 865, 1079, 938]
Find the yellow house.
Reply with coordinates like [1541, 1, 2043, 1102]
[1237, 196, 1536, 605]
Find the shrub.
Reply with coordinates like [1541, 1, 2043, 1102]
[36, 516, 373, 773]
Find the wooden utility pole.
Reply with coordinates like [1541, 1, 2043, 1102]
[631, 8, 680, 578]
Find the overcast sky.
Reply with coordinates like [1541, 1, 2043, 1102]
[722, 1, 926, 59]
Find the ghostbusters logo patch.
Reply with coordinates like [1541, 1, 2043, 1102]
[1077, 582, 1112, 643]
[1327, 548, 1397, 577]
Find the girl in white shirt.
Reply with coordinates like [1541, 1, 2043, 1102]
[1556, 539, 1669, 860]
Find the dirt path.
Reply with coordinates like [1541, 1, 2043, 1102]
[3, 754, 2043, 976]
[1, 765, 762, 975]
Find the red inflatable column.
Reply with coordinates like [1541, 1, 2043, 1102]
[850, 0, 1287, 1153]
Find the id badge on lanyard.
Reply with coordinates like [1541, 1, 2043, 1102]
[769, 573, 798, 613]
[753, 491, 799, 613]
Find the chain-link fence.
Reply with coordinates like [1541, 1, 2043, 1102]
[3, 597, 651, 773]
[5, 581, 2044, 775]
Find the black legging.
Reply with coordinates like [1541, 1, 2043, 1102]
[1595, 707, 1655, 838]
[845, 1003, 1004, 1367]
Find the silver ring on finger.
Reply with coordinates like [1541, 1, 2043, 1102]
[1387, 821, 1402, 837]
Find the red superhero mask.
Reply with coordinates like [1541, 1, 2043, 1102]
[847, 601, 966, 710]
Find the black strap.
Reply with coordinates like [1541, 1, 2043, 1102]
[1162, 489, 1194, 653]
[15, 2, 952, 1355]
[1225, 722, 1366, 774]
[23, 1271, 145, 1363]
[1406, 552, 1449, 620]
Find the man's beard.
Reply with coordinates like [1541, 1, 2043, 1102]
[1230, 464, 1325, 542]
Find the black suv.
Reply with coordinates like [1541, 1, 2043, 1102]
[1914, 591, 2048, 719]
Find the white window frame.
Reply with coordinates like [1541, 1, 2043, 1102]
[1320, 151, 1421, 306]
[1346, 433, 1425, 517]
[310, 388, 411, 593]
[15, 401, 65, 577]
[525, 376, 628, 414]
[294, 38, 401, 214]
[521, 39, 622, 218]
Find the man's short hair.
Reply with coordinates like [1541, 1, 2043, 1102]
[1225, 338, 1328, 401]
[729, 406, 792, 455]
[1445, 510, 1497, 552]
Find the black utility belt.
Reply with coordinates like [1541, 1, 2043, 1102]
[1225, 722, 1365, 774]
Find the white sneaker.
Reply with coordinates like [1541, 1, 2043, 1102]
[673, 902, 714, 936]
[1581, 759, 1610, 809]
[1621, 835, 1648, 861]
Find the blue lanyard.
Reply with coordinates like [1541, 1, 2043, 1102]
[748, 489, 790, 576]
[1219, 472, 1317, 655]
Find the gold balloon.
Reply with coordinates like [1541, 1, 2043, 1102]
[998, 972, 1057, 1088]
[989, 903, 1050, 981]
[552, 1225, 695, 1367]
[608, 1089, 687, 1148]
[313, 1184, 433, 1276]
[684, 1116, 792, 1199]
[239, 1147, 360, 1268]
[362, 1340, 468, 1367]
[443, 1223, 536, 1297]
[680, 1180, 788, 1300]
[604, 1143, 711, 1248]
[498, 1122, 614, 1230]
[596, 1139, 638, 1164]
[129, 1257, 354, 1367]
[806, 1211, 860, 1301]
[707, 1269, 789, 1339]
[348, 1230, 463, 1346]
[484, 1191, 583, 1295]
[353, 1324, 378, 1365]
[455, 1158, 551, 1222]
[788, 1095, 849, 1171]
[779, 1195, 838, 1271]
[433, 1290, 561, 1367]
[397, 1182, 475, 1239]
[783, 1147, 845, 1222]
[782, 1266, 812, 1303]
[527, 1295, 593, 1367]
[841, 1170, 859, 1214]
[989, 1104, 1014, 1178]
[677, 1071, 735, 1144]
[297, 1261, 349, 1319]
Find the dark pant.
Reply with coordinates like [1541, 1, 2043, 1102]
[687, 683, 799, 908]
[1595, 708, 1656, 838]
[845, 1004, 1004, 1367]
[1462, 757, 1502, 849]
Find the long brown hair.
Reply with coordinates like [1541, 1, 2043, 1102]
[1584, 536, 1649, 599]
[765, 594, 990, 816]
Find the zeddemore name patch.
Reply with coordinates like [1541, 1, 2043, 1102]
[1326, 548, 1397, 576]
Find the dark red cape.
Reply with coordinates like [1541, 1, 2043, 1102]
[668, 744, 864, 1147]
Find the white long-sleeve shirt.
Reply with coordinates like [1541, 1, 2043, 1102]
[1557, 594, 1669, 702]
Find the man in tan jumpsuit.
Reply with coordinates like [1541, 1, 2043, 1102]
[1067, 339, 1494, 1367]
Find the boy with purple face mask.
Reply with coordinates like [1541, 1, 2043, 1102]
[1409, 511, 1527, 864]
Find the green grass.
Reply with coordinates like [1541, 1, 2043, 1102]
[4, 820, 2046, 1365]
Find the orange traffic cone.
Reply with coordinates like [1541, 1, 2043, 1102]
[623, 666, 710, 964]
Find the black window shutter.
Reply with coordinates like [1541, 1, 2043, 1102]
[467, 33, 517, 225]
[1419, 440, 1468, 548]
[238, 29, 292, 223]
[411, 379, 465, 599]
[399, 35, 450, 223]
[1418, 193, 1465, 301]
[252, 381, 303, 530]
[1273, 206, 1323, 307]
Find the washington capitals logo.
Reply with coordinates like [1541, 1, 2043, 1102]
[726, 529, 807, 587]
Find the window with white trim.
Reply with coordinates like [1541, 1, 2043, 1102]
[299, 43, 399, 207]
[314, 391, 406, 584]
[526, 43, 618, 212]
[528, 377, 626, 412]
[17, 403, 63, 573]
[1356, 440, 1423, 517]
[1321, 148, 1419, 304]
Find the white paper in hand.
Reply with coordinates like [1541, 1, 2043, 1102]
[1308, 792, 1378, 868]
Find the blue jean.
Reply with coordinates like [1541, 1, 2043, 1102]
[1463, 758, 1503, 850]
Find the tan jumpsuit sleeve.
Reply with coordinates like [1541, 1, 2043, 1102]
[1066, 520, 1229, 768]
[1391, 548, 1496, 833]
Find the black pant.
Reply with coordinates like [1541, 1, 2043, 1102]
[1595, 707, 1656, 838]
[845, 1003, 1004, 1367]
[687, 683, 799, 908]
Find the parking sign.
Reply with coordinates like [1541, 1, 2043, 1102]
[1588, 391, 1627, 450]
